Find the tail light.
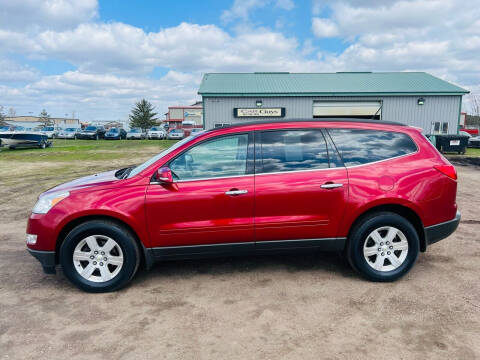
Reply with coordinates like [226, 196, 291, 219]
[434, 164, 457, 180]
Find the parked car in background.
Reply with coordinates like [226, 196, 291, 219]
[41, 126, 61, 139]
[147, 127, 166, 139]
[57, 128, 81, 139]
[127, 128, 146, 140]
[190, 128, 204, 136]
[78, 126, 106, 140]
[26, 119, 460, 292]
[168, 128, 185, 140]
[104, 127, 127, 140]
[468, 135, 480, 148]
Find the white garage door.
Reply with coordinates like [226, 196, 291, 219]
[313, 101, 382, 118]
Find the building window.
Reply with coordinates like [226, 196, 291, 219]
[433, 122, 440, 134]
[442, 122, 449, 134]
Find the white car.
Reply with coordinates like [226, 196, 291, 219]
[168, 129, 185, 139]
[57, 128, 81, 139]
[41, 126, 61, 139]
[127, 128, 146, 139]
[147, 127, 166, 139]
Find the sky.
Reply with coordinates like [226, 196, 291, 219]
[0, 0, 479, 121]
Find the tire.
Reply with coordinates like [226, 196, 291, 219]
[60, 220, 140, 292]
[345, 212, 419, 282]
[39, 142, 46, 149]
[95, 134, 99, 140]
[9, 145, 16, 150]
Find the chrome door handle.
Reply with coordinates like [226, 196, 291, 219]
[321, 183, 343, 189]
[225, 189, 248, 196]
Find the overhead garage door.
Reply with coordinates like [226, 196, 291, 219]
[313, 101, 382, 119]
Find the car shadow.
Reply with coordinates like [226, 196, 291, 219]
[133, 251, 358, 285]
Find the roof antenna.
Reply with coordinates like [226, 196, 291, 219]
[371, 103, 383, 120]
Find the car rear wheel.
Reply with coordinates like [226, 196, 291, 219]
[60, 220, 140, 292]
[346, 212, 419, 282]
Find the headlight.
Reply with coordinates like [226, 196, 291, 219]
[32, 191, 70, 214]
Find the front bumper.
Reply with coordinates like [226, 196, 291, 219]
[425, 211, 461, 246]
[27, 248, 56, 274]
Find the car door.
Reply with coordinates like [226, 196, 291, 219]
[145, 132, 255, 249]
[254, 128, 348, 248]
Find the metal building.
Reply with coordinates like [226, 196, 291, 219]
[198, 72, 469, 134]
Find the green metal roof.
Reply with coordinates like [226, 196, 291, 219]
[198, 72, 469, 97]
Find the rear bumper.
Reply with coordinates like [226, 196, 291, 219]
[27, 249, 56, 274]
[425, 211, 461, 246]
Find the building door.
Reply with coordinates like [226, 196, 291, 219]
[313, 101, 382, 119]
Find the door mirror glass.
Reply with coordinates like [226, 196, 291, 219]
[156, 167, 174, 184]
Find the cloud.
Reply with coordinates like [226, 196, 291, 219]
[0, 0, 98, 31]
[0, 59, 39, 82]
[312, 18, 339, 38]
[221, 0, 294, 23]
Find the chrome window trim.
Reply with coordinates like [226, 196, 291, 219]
[150, 174, 254, 184]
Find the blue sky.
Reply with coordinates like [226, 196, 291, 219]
[0, 0, 478, 120]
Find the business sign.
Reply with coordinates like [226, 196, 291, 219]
[233, 108, 285, 118]
[184, 109, 202, 118]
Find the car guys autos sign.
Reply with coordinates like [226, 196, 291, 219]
[233, 108, 286, 117]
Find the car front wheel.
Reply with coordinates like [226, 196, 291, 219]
[60, 220, 140, 292]
[346, 212, 419, 282]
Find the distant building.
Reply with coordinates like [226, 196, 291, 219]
[5, 115, 80, 128]
[198, 72, 469, 134]
[164, 103, 203, 129]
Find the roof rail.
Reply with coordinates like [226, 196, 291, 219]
[212, 118, 406, 131]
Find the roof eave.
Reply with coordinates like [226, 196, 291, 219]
[198, 91, 469, 97]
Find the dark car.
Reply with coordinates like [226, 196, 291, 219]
[78, 126, 106, 140]
[26, 119, 460, 292]
[104, 128, 127, 140]
[468, 135, 480, 148]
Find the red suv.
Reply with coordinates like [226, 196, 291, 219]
[26, 119, 460, 292]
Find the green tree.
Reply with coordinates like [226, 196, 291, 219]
[39, 109, 52, 126]
[128, 99, 158, 131]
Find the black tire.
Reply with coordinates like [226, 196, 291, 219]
[9, 145, 16, 150]
[346, 212, 419, 282]
[60, 220, 140, 292]
[39, 141, 46, 149]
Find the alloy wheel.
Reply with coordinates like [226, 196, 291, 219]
[363, 226, 408, 272]
[73, 235, 124, 282]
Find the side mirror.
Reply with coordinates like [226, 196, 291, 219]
[156, 167, 174, 184]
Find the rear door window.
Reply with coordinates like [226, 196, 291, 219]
[327, 129, 417, 166]
[258, 130, 329, 173]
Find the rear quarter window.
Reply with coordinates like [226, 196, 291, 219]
[327, 129, 417, 167]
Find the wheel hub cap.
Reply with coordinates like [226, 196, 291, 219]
[73, 235, 124, 283]
[363, 226, 408, 272]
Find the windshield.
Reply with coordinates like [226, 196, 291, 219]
[85, 126, 97, 131]
[127, 134, 200, 178]
[108, 128, 119, 133]
[0, 126, 9, 131]
[44, 127, 54, 131]
[14, 126, 25, 131]
[65, 128, 75, 132]
[150, 127, 159, 131]
[171, 129, 183, 133]
[129, 128, 140, 133]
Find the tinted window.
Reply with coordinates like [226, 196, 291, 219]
[328, 129, 417, 166]
[109, 128, 119, 133]
[170, 134, 249, 180]
[260, 130, 329, 173]
[86, 126, 96, 131]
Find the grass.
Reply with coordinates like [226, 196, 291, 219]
[0, 139, 177, 162]
[445, 148, 480, 157]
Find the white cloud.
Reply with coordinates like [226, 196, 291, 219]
[221, 0, 294, 23]
[312, 18, 339, 38]
[0, 0, 98, 31]
[0, 59, 39, 82]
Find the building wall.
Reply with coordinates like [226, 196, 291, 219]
[203, 95, 462, 134]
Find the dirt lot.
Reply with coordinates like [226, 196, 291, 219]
[0, 142, 479, 359]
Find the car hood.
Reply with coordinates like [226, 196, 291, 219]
[44, 169, 120, 195]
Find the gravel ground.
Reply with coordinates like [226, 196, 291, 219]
[0, 162, 479, 360]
